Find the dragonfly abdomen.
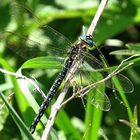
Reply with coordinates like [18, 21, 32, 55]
[30, 44, 85, 133]
[30, 58, 73, 134]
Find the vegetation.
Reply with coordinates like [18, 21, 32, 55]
[0, 0, 140, 139]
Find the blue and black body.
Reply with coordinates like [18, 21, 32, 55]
[30, 35, 95, 134]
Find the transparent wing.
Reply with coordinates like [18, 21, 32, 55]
[1, 30, 71, 59]
[90, 88, 111, 111]
[0, 2, 72, 59]
[82, 52, 134, 93]
[69, 51, 133, 110]
[105, 73, 134, 93]
[71, 68, 111, 111]
[69, 58, 111, 111]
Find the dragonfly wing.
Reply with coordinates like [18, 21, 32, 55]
[90, 88, 111, 111]
[72, 70, 111, 111]
[82, 52, 134, 93]
[105, 73, 134, 93]
[69, 58, 111, 111]
[2, 31, 70, 59]
[83, 51, 104, 69]
[0, 2, 72, 59]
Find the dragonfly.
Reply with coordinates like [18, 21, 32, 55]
[0, 2, 134, 134]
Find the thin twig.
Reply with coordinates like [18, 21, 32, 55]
[114, 54, 140, 72]
[87, 0, 108, 36]
[41, 1, 108, 139]
[41, 81, 69, 140]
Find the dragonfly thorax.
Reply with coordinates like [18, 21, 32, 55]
[67, 43, 86, 60]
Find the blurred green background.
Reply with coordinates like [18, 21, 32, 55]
[0, 0, 140, 140]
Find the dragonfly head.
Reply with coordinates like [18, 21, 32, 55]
[80, 35, 95, 50]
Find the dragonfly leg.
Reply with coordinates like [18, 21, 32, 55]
[72, 81, 78, 94]
[71, 80, 84, 97]
[71, 80, 80, 97]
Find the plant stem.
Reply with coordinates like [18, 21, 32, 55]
[87, 0, 108, 36]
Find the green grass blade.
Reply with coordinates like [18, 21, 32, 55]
[56, 110, 81, 139]
[0, 92, 34, 140]
[0, 58, 58, 138]
[84, 77, 106, 140]
[21, 56, 63, 69]
[130, 106, 140, 140]
[84, 90, 103, 140]
[112, 76, 133, 121]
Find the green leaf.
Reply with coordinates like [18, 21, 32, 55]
[0, 58, 31, 126]
[110, 43, 140, 56]
[126, 43, 140, 51]
[16, 69, 58, 139]
[93, 1, 137, 44]
[84, 90, 103, 140]
[130, 106, 140, 140]
[84, 73, 106, 140]
[56, 110, 81, 139]
[55, 0, 97, 10]
[110, 50, 140, 56]
[21, 56, 63, 69]
[0, 58, 58, 138]
[0, 92, 34, 140]
[112, 76, 133, 121]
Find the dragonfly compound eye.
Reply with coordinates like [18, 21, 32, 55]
[80, 35, 95, 49]
[86, 39, 94, 47]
